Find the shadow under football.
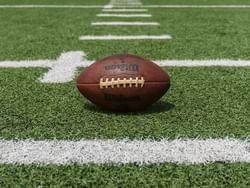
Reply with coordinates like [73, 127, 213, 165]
[83, 101, 175, 115]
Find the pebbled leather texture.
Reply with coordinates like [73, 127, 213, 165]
[77, 54, 170, 112]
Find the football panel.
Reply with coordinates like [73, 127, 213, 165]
[77, 82, 170, 111]
[77, 54, 170, 84]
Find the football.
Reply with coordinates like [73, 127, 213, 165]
[77, 54, 170, 112]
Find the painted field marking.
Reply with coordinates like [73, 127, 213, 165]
[113, 3, 142, 6]
[97, 13, 152, 17]
[110, 0, 142, 6]
[112, 2, 142, 5]
[0, 60, 55, 68]
[112, 5, 143, 7]
[91, 22, 159, 26]
[102, 9, 148, 12]
[154, 59, 250, 66]
[143, 5, 250, 8]
[39, 51, 84, 83]
[0, 5, 106, 8]
[2, 57, 249, 69]
[1, 51, 250, 83]
[108, 0, 142, 7]
[103, 4, 113, 9]
[1, 138, 250, 165]
[79, 35, 170, 40]
[1, 5, 250, 9]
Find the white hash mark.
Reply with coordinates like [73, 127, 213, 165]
[1, 51, 250, 83]
[79, 35, 170, 40]
[91, 22, 159, 26]
[96, 14, 152, 17]
[39, 51, 84, 83]
[1, 138, 250, 165]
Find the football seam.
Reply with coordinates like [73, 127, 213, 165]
[77, 81, 170, 85]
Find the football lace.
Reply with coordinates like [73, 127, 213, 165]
[100, 77, 145, 89]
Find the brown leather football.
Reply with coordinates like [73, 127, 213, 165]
[77, 54, 170, 112]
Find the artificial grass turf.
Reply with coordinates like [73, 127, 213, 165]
[0, 67, 249, 140]
[0, 1, 250, 187]
[0, 8, 250, 60]
[1, 0, 250, 5]
[0, 1, 249, 139]
[142, 0, 250, 5]
[0, 0, 109, 5]
[1, 163, 250, 187]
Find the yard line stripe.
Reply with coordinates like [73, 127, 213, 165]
[111, 0, 142, 3]
[80, 59, 250, 67]
[91, 22, 159, 26]
[1, 59, 249, 69]
[113, 3, 142, 6]
[79, 35, 170, 40]
[143, 5, 250, 8]
[102, 9, 148, 12]
[110, 0, 142, 6]
[97, 13, 152, 17]
[113, 5, 143, 7]
[2, 59, 250, 68]
[0, 60, 55, 68]
[1, 5, 250, 9]
[0, 5, 106, 8]
[154, 60, 250, 67]
[103, 4, 113, 9]
[1, 138, 250, 165]
[1, 59, 250, 69]
[1, 51, 250, 83]
[39, 51, 84, 83]
[112, 2, 142, 4]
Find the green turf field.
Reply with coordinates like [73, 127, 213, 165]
[0, 0, 110, 5]
[0, 0, 250, 187]
[1, 163, 250, 187]
[1, 67, 249, 139]
[1, 0, 250, 5]
[1, 8, 250, 60]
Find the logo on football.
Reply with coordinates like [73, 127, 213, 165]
[77, 54, 170, 112]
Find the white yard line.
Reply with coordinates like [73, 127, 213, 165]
[112, 2, 142, 5]
[0, 60, 55, 68]
[110, 0, 142, 6]
[1, 51, 250, 83]
[1, 138, 250, 165]
[143, 5, 250, 8]
[112, 3, 142, 6]
[102, 9, 148, 12]
[39, 51, 84, 83]
[78, 58, 250, 67]
[2, 58, 250, 68]
[91, 22, 159, 26]
[97, 13, 152, 17]
[79, 35, 170, 40]
[1, 51, 250, 84]
[154, 59, 250, 66]
[1, 5, 250, 9]
[0, 5, 105, 8]
[103, 4, 113, 9]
